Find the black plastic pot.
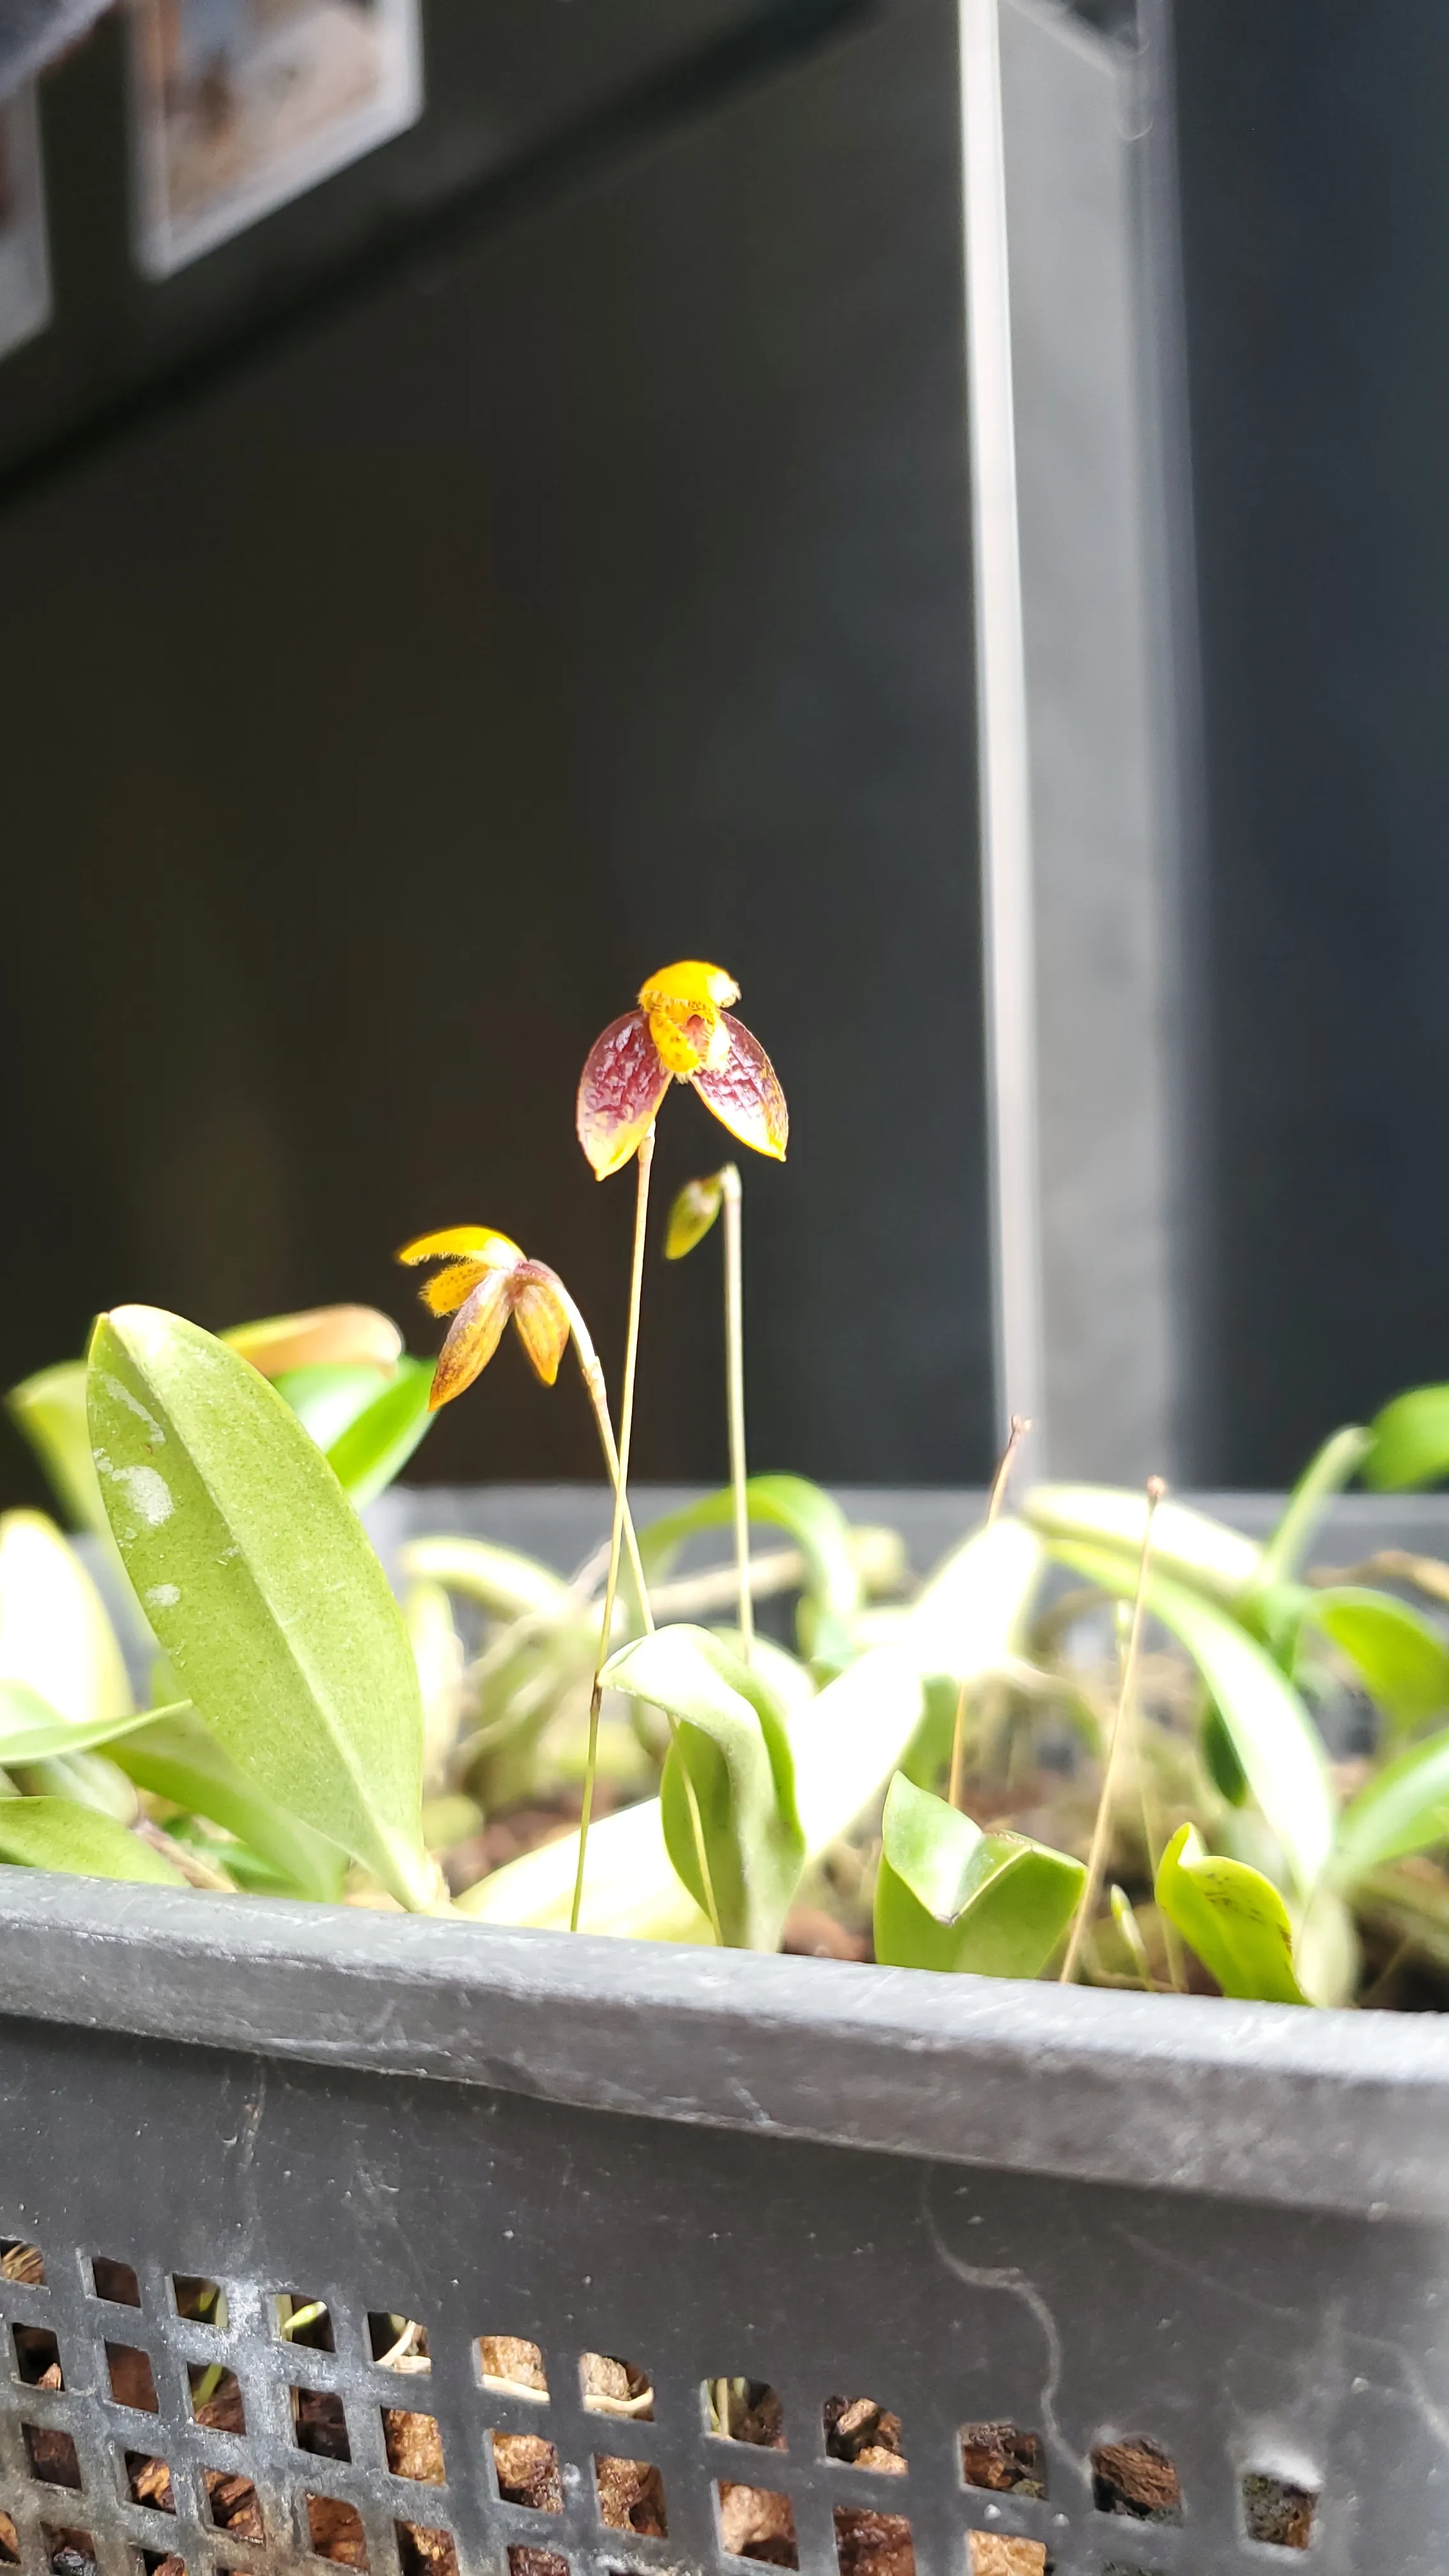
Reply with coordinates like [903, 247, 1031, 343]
[12, 1485, 1449, 2576]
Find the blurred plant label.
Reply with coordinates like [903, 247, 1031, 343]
[129, 0, 422, 278]
[0, 86, 50, 363]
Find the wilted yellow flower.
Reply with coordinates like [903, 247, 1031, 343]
[576, 960, 788, 1181]
[397, 1227, 572, 1408]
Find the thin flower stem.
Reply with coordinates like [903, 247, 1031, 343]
[1059, 1475, 1165, 1986]
[947, 1413, 1032, 1811]
[719, 1164, 752, 1662]
[572, 1127, 654, 1936]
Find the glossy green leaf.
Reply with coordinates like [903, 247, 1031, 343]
[874, 1772, 1084, 1977]
[272, 1363, 392, 1452]
[222, 1305, 402, 1377]
[88, 1305, 433, 1910]
[462, 1517, 1044, 1940]
[1257, 1426, 1370, 1590]
[1305, 1587, 1449, 1736]
[641, 1476, 860, 1668]
[109, 1706, 348, 1903]
[398, 1536, 572, 1623]
[325, 1357, 437, 1506]
[0, 1795, 185, 1886]
[602, 1623, 805, 1950]
[1365, 1385, 1449, 1491]
[1155, 1822, 1307, 2004]
[1334, 1724, 1449, 1880]
[1023, 1483, 1262, 1611]
[1050, 1538, 1334, 1892]
[0, 1509, 132, 1727]
[4, 1360, 107, 1535]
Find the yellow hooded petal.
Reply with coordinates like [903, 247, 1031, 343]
[639, 960, 738, 1078]
[396, 1225, 523, 1269]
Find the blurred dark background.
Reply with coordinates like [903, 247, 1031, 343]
[4, 0, 1449, 1503]
[0, 0, 993, 1504]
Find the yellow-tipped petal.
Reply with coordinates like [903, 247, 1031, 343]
[397, 1225, 523, 1269]
[419, 1261, 489, 1318]
[576, 1009, 672, 1179]
[691, 1013, 788, 1161]
[638, 960, 740, 1013]
[664, 1171, 726, 1260]
[223, 1305, 402, 1379]
[510, 1265, 571, 1387]
[429, 1270, 513, 1409]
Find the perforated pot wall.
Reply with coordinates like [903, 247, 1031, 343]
[0, 1883, 1444, 2576]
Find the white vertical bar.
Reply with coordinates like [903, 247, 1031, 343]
[958, 0, 1046, 1458]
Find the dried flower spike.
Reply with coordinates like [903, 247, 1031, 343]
[397, 1227, 571, 1408]
[576, 961, 788, 1180]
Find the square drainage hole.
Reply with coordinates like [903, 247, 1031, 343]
[24, 2427, 80, 2490]
[967, 2542, 1050, 2576]
[293, 2390, 349, 2462]
[705, 2379, 785, 2446]
[204, 2470, 263, 2542]
[305, 2496, 368, 2567]
[493, 2434, 562, 2514]
[582, 2354, 654, 2422]
[172, 2278, 227, 2330]
[1091, 2441, 1182, 2526]
[43, 2529, 96, 2576]
[718, 2480, 798, 2567]
[123, 2453, 175, 2515]
[14, 2326, 62, 2390]
[383, 2411, 445, 2486]
[1243, 2474, 1319, 2551]
[91, 2258, 140, 2307]
[594, 2458, 667, 2538]
[276, 2296, 334, 2353]
[506, 2554, 567, 2576]
[961, 2426, 1046, 2501]
[190, 2365, 245, 2434]
[825, 2400, 907, 2474]
[1, 2242, 45, 2288]
[107, 2345, 158, 2413]
[834, 2507, 914, 2576]
[369, 2315, 429, 2373]
[399, 2525, 461, 2576]
[479, 2337, 548, 2399]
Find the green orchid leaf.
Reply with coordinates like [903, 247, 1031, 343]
[601, 1623, 805, 1951]
[398, 1536, 572, 1623]
[0, 1509, 133, 1728]
[873, 1772, 1085, 1977]
[1257, 1426, 1371, 1590]
[0, 1683, 181, 1768]
[5, 1360, 107, 1535]
[1304, 1587, 1449, 1738]
[1155, 1823, 1307, 2004]
[325, 1357, 437, 1506]
[1365, 1385, 1449, 1491]
[0, 1795, 185, 1886]
[222, 1305, 402, 1377]
[1023, 1483, 1263, 1613]
[641, 1475, 860, 1669]
[461, 1517, 1043, 1941]
[1201, 1701, 1250, 1805]
[1334, 1724, 1449, 1880]
[271, 1363, 394, 1452]
[88, 1305, 434, 1910]
[109, 1706, 348, 1903]
[1049, 1539, 1334, 1893]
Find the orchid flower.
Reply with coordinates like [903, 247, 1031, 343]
[576, 962, 788, 1180]
[397, 1227, 573, 1409]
